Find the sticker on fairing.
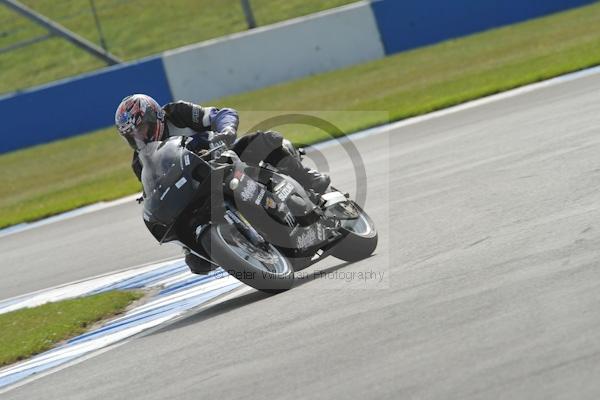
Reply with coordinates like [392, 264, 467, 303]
[241, 179, 258, 202]
[175, 177, 187, 189]
[284, 213, 296, 227]
[265, 197, 276, 209]
[184, 154, 191, 166]
[316, 223, 326, 241]
[276, 182, 294, 202]
[225, 209, 241, 224]
[255, 188, 266, 205]
[297, 228, 317, 249]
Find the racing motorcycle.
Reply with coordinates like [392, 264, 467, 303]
[139, 136, 378, 293]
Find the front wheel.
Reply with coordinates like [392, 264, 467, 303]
[201, 224, 295, 293]
[330, 203, 378, 262]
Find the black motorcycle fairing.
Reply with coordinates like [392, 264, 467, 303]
[140, 137, 207, 233]
[138, 136, 346, 261]
[226, 164, 340, 258]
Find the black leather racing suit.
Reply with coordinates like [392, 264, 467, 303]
[131, 101, 294, 182]
[131, 101, 240, 181]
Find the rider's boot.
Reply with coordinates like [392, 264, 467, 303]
[275, 155, 330, 194]
[183, 248, 214, 275]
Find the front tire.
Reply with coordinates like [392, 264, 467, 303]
[201, 224, 295, 293]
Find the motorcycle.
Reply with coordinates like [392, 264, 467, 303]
[139, 135, 378, 293]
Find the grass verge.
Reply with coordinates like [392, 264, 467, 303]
[0, 0, 356, 95]
[0, 290, 143, 367]
[2, 2, 600, 228]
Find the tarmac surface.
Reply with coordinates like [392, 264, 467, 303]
[2, 71, 600, 399]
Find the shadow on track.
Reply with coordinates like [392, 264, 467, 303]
[149, 289, 272, 336]
[294, 261, 353, 287]
[148, 260, 355, 336]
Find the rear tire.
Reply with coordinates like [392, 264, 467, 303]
[201, 224, 295, 293]
[330, 204, 378, 262]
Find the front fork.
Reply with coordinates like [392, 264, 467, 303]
[223, 206, 269, 251]
[180, 206, 268, 268]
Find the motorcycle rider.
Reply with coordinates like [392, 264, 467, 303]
[114, 94, 330, 274]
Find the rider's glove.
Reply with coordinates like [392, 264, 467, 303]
[208, 127, 236, 149]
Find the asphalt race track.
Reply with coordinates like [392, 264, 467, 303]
[2, 71, 600, 399]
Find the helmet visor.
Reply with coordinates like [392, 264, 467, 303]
[120, 123, 152, 151]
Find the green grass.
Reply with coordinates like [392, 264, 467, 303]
[2, 1, 600, 228]
[0, 129, 140, 227]
[0, 0, 356, 95]
[0, 290, 143, 366]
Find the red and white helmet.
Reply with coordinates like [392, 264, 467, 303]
[115, 94, 165, 150]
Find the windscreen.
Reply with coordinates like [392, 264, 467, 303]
[139, 137, 198, 226]
[139, 138, 184, 196]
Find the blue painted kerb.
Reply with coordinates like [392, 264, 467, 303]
[0, 57, 173, 154]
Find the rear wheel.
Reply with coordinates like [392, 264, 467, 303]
[201, 224, 295, 293]
[330, 203, 378, 262]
